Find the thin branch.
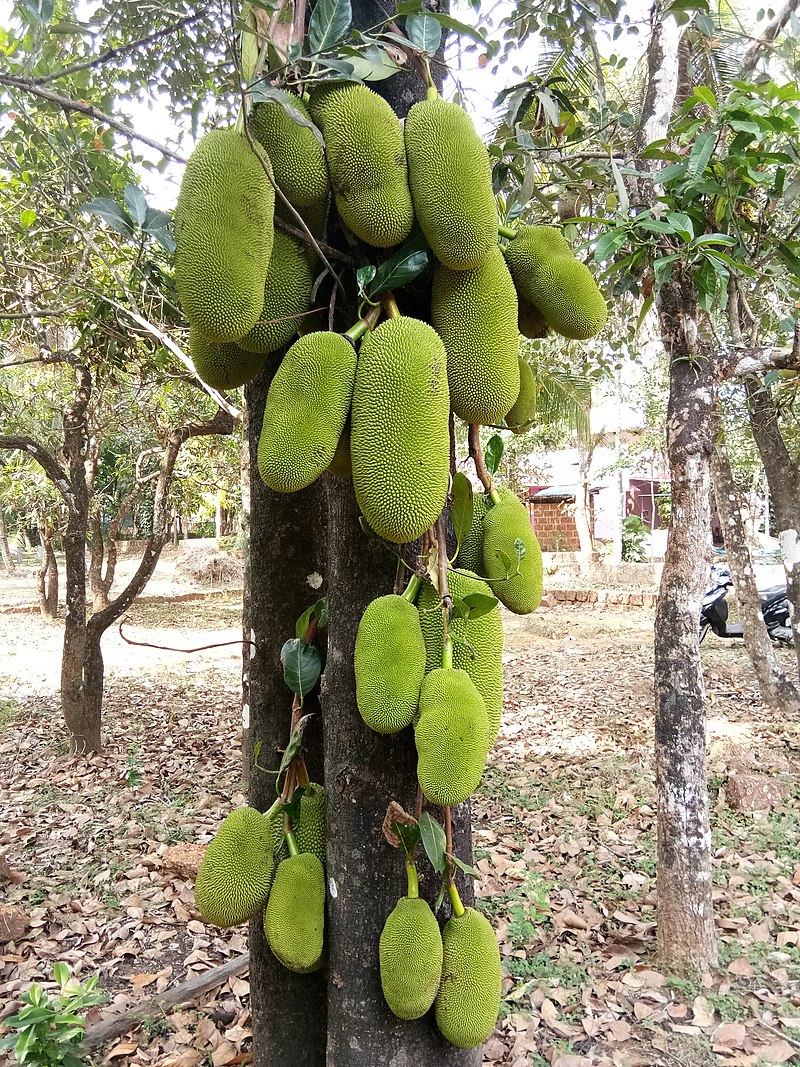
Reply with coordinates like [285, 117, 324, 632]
[0, 434, 76, 512]
[741, 0, 800, 74]
[715, 344, 798, 382]
[468, 424, 492, 493]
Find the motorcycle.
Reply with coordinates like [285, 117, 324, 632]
[700, 563, 793, 646]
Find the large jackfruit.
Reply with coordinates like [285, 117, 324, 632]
[505, 356, 537, 433]
[264, 852, 325, 973]
[355, 595, 426, 733]
[405, 97, 498, 270]
[240, 231, 315, 356]
[432, 248, 520, 425]
[174, 129, 274, 342]
[380, 896, 444, 1020]
[435, 907, 501, 1048]
[194, 807, 273, 928]
[415, 668, 489, 806]
[482, 492, 543, 614]
[251, 92, 329, 209]
[189, 328, 268, 391]
[417, 571, 503, 746]
[308, 83, 413, 248]
[351, 317, 449, 543]
[257, 332, 357, 493]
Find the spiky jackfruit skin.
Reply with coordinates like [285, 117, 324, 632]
[351, 317, 449, 544]
[405, 98, 498, 270]
[240, 231, 315, 356]
[308, 84, 413, 248]
[435, 907, 501, 1048]
[328, 421, 352, 478]
[190, 327, 268, 390]
[506, 356, 537, 433]
[380, 897, 444, 1020]
[458, 494, 490, 573]
[294, 783, 326, 867]
[174, 129, 274, 342]
[355, 595, 426, 733]
[251, 92, 329, 209]
[257, 332, 357, 493]
[415, 668, 488, 806]
[417, 571, 503, 746]
[431, 249, 520, 425]
[482, 493, 543, 614]
[264, 853, 325, 973]
[194, 807, 273, 928]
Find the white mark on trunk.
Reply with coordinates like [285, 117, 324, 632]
[250, 628, 256, 657]
[307, 571, 323, 590]
[328, 876, 338, 898]
[241, 703, 250, 729]
[779, 529, 800, 571]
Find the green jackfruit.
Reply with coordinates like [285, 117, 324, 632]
[415, 668, 488, 806]
[351, 317, 449, 543]
[294, 782, 326, 866]
[432, 248, 520, 425]
[240, 231, 315, 356]
[482, 492, 543, 614]
[190, 327, 268, 391]
[264, 852, 325, 973]
[355, 595, 426, 733]
[308, 84, 413, 248]
[251, 92, 329, 209]
[458, 493, 490, 573]
[175, 129, 274, 342]
[194, 807, 273, 928]
[505, 225, 570, 264]
[435, 907, 501, 1048]
[328, 420, 352, 478]
[505, 356, 537, 433]
[405, 97, 498, 270]
[380, 896, 444, 1020]
[257, 332, 357, 493]
[417, 571, 503, 746]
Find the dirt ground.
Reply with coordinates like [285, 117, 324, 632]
[1, 570, 800, 1067]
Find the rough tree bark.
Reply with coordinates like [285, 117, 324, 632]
[0, 508, 15, 575]
[87, 486, 143, 611]
[38, 525, 59, 619]
[574, 439, 595, 571]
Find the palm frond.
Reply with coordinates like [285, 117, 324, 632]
[527, 355, 592, 441]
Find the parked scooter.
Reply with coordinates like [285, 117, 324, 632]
[700, 563, 793, 645]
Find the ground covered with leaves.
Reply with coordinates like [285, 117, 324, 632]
[1, 593, 800, 1067]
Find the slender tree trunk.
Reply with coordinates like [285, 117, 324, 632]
[0, 508, 15, 574]
[88, 512, 109, 611]
[574, 442, 594, 570]
[38, 525, 59, 619]
[241, 396, 253, 786]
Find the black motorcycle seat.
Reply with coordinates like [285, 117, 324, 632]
[759, 586, 787, 608]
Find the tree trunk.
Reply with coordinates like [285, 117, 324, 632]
[88, 511, 109, 611]
[653, 276, 717, 972]
[38, 525, 59, 619]
[711, 425, 800, 713]
[0, 508, 15, 574]
[574, 442, 594, 571]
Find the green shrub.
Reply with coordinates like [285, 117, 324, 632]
[621, 514, 647, 563]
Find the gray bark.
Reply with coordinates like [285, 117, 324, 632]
[38, 525, 58, 619]
[0, 508, 15, 574]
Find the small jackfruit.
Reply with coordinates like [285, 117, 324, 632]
[435, 907, 501, 1048]
[240, 231, 315, 356]
[415, 668, 489, 806]
[351, 317, 450, 544]
[308, 83, 413, 248]
[251, 92, 329, 209]
[355, 595, 426, 733]
[432, 248, 520, 425]
[194, 807, 273, 928]
[505, 356, 537, 433]
[174, 129, 274, 342]
[380, 896, 444, 1020]
[458, 493, 490, 573]
[482, 492, 543, 614]
[294, 782, 326, 866]
[417, 571, 503, 746]
[405, 97, 498, 270]
[257, 332, 357, 493]
[264, 852, 325, 973]
[190, 327, 268, 391]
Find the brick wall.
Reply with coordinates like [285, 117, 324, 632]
[530, 500, 581, 552]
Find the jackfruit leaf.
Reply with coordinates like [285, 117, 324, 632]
[484, 433, 504, 475]
[687, 130, 716, 178]
[435, 879, 446, 912]
[495, 549, 521, 579]
[240, 3, 259, 83]
[405, 13, 442, 53]
[295, 596, 329, 640]
[275, 714, 315, 791]
[447, 853, 480, 880]
[451, 472, 473, 559]
[280, 638, 322, 699]
[461, 592, 499, 620]
[420, 10, 487, 46]
[82, 197, 135, 239]
[123, 185, 148, 227]
[368, 234, 430, 298]
[313, 56, 359, 80]
[21, 0, 53, 26]
[252, 740, 280, 777]
[281, 785, 307, 829]
[356, 265, 377, 298]
[19, 209, 36, 228]
[514, 537, 526, 563]
[451, 633, 476, 661]
[307, 0, 352, 55]
[342, 43, 401, 81]
[425, 543, 440, 593]
[419, 811, 447, 874]
[249, 85, 326, 148]
[392, 820, 421, 857]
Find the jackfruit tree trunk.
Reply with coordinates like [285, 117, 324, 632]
[38, 525, 59, 619]
[88, 512, 110, 611]
[0, 508, 15, 575]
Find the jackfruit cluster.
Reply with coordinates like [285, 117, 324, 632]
[435, 907, 502, 1048]
[380, 896, 444, 1020]
[251, 91, 329, 212]
[194, 807, 273, 928]
[415, 668, 489, 806]
[240, 231, 316, 357]
[189, 328, 268, 392]
[355, 593, 427, 733]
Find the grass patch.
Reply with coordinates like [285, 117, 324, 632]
[0, 698, 18, 731]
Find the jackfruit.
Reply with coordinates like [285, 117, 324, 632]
[482, 492, 543, 614]
[417, 571, 503, 746]
[435, 907, 501, 1048]
[415, 668, 489, 806]
[190, 327, 268, 391]
[328, 420, 352, 478]
[264, 852, 325, 973]
[293, 782, 326, 866]
[174, 129, 274, 342]
[405, 97, 498, 270]
[505, 224, 570, 264]
[240, 231, 315, 356]
[355, 595, 426, 733]
[308, 83, 413, 248]
[351, 316, 449, 543]
[505, 356, 537, 433]
[458, 493, 490, 573]
[251, 92, 329, 209]
[380, 896, 444, 1020]
[194, 807, 273, 928]
[431, 248, 520, 425]
[257, 332, 357, 493]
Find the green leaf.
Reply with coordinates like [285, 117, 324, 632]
[687, 130, 716, 178]
[22, 0, 53, 25]
[280, 638, 322, 699]
[82, 197, 134, 239]
[514, 537, 526, 563]
[593, 229, 627, 262]
[405, 13, 442, 52]
[345, 43, 402, 81]
[392, 820, 421, 857]
[447, 852, 480, 879]
[634, 218, 678, 234]
[450, 597, 470, 620]
[421, 10, 487, 46]
[53, 962, 70, 988]
[19, 209, 36, 228]
[483, 433, 504, 476]
[314, 596, 329, 630]
[147, 227, 176, 253]
[418, 811, 447, 874]
[665, 211, 694, 241]
[275, 714, 315, 791]
[692, 233, 735, 246]
[281, 784, 307, 829]
[368, 233, 430, 297]
[693, 85, 717, 109]
[356, 265, 377, 295]
[652, 162, 688, 184]
[249, 86, 325, 148]
[295, 596, 329, 638]
[451, 472, 473, 559]
[307, 0, 352, 54]
[123, 184, 148, 227]
[460, 591, 498, 620]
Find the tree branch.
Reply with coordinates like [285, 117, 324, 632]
[741, 0, 800, 74]
[715, 345, 799, 381]
[0, 434, 76, 512]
